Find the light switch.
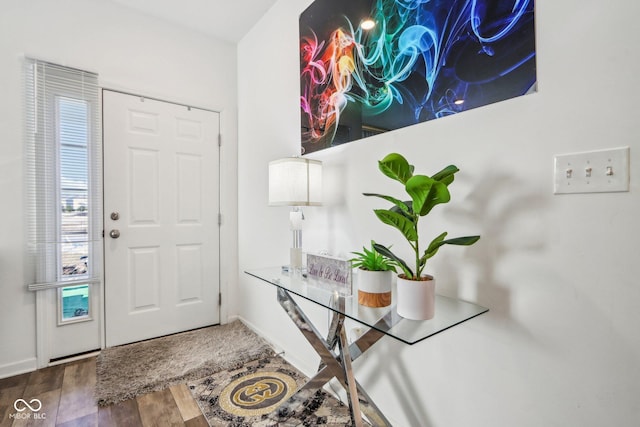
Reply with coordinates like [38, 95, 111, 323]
[554, 147, 630, 194]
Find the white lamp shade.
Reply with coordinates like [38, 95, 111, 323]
[269, 158, 322, 206]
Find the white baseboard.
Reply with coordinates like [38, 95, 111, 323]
[225, 314, 240, 324]
[236, 316, 317, 378]
[0, 357, 37, 380]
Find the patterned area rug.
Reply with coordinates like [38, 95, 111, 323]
[188, 356, 357, 426]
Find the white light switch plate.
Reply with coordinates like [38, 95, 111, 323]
[554, 147, 630, 194]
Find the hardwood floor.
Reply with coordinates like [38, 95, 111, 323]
[0, 357, 208, 427]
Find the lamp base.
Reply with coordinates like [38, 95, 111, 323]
[290, 247, 303, 271]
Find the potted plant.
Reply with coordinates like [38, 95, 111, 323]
[364, 153, 480, 320]
[350, 241, 397, 307]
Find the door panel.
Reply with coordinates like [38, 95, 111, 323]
[103, 90, 220, 347]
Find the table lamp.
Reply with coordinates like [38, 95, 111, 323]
[268, 157, 322, 271]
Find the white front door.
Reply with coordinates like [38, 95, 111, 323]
[103, 90, 220, 347]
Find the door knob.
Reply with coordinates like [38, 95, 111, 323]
[109, 229, 120, 239]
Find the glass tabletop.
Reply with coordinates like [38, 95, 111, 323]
[245, 267, 488, 345]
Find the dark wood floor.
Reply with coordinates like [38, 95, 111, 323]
[0, 357, 208, 427]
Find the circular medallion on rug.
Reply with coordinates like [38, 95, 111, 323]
[219, 371, 298, 416]
[189, 356, 357, 426]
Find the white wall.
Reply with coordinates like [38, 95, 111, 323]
[237, 0, 640, 426]
[0, 0, 238, 376]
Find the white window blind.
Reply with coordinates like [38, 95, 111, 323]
[25, 59, 102, 291]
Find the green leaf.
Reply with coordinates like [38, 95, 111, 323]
[422, 232, 449, 262]
[390, 202, 414, 221]
[349, 242, 397, 272]
[373, 243, 413, 278]
[363, 193, 410, 214]
[431, 165, 459, 186]
[405, 175, 435, 217]
[373, 209, 418, 242]
[424, 231, 447, 261]
[405, 176, 451, 216]
[378, 153, 414, 184]
[421, 180, 451, 216]
[422, 234, 481, 263]
[442, 235, 481, 246]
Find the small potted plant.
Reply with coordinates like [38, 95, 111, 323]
[364, 153, 480, 320]
[350, 241, 397, 307]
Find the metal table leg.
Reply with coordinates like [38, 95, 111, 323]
[276, 288, 392, 426]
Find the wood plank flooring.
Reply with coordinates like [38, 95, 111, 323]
[0, 357, 208, 427]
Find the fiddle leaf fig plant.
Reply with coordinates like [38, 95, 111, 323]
[349, 241, 397, 272]
[365, 153, 480, 280]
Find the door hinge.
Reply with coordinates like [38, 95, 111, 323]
[218, 213, 222, 226]
[218, 134, 222, 147]
[218, 292, 222, 306]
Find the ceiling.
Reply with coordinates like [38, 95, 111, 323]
[105, 0, 279, 43]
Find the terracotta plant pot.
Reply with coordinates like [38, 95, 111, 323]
[396, 274, 435, 320]
[357, 269, 392, 308]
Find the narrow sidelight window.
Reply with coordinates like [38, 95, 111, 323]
[25, 59, 102, 324]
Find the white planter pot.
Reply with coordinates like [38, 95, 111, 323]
[357, 269, 392, 307]
[396, 275, 435, 320]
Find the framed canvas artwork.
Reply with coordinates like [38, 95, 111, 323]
[300, 0, 536, 154]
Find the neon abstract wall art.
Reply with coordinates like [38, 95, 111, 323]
[300, 0, 536, 154]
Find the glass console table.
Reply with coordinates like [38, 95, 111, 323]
[245, 267, 488, 426]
